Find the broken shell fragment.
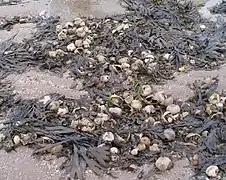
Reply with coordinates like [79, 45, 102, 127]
[67, 43, 76, 52]
[144, 117, 155, 124]
[124, 94, 133, 104]
[162, 97, 174, 106]
[109, 107, 122, 116]
[153, 92, 165, 103]
[121, 63, 130, 69]
[74, 18, 83, 25]
[118, 57, 129, 64]
[140, 137, 151, 146]
[96, 54, 106, 63]
[164, 128, 176, 141]
[57, 107, 69, 115]
[75, 39, 83, 47]
[80, 21, 86, 26]
[58, 31, 67, 40]
[13, 135, 21, 145]
[50, 145, 63, 154]
[81, 126, 95, 132]
[48, 51, 57, 58]
[206, 165, 219, 177]
[49, 101, 60, 111]
[185, 133, 201, 141]
[110, 147, 119, 154]
[149, 144, 160, 153]
[65, 22, 74, 29]
[56, 49, 66, 57]
[76, 27, 87, 37]
[110, 95, 123, 106]
[200, 24, 206, 30]
[166, 104, 180, 114]
[155, 157, 172, 171]
[137, 143, 146, 151]
[94, 113, 110, 125]
[142, 85, 152, 97]
[208, 93, 220, 104]
[102, 132, 114, 142]
[131, 100, 142, 110]
[39, 95, 51, 105]
[163, 53, 171, 60]
[114, 134, 126, 143]
[143, 105, 155, 114]
[20, 133, 35, 145]
[83, 38, 91, 48]
[131, 148, 139, 156]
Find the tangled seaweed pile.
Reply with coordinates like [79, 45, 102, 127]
[0, 0, 226, 81]
[2, 75, 226, 179]
[0, 0, 23, 6]
[0, 0, 226, 179]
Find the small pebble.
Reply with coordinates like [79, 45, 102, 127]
[67, 43, 76, 52]
[109, 107, 122, 116]
[155, 156, 172, 171]
[13, 135, 21, 145]
[48, 51, 57, 58]
[100, 75, 110, 83]
[206, 165, 219, 177]
[166, 104, 181, 114]
[39, 95, 51, 105]
[19, 18, 26, 23]
[131, 100, 142, 110]
[131, 148, 139, 156]
[102, 132, 114, 142]
[149, 144, 161, 153]
[50, 145, 63, 154]
[144, 116, 155, 124]
[56, 25, 63, 32]
[164, 128, 176, 141]
[137, 143, 146, 151]
[200, 24, 206, 30]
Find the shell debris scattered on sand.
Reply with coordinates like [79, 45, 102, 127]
[0, 0, 226, 179]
